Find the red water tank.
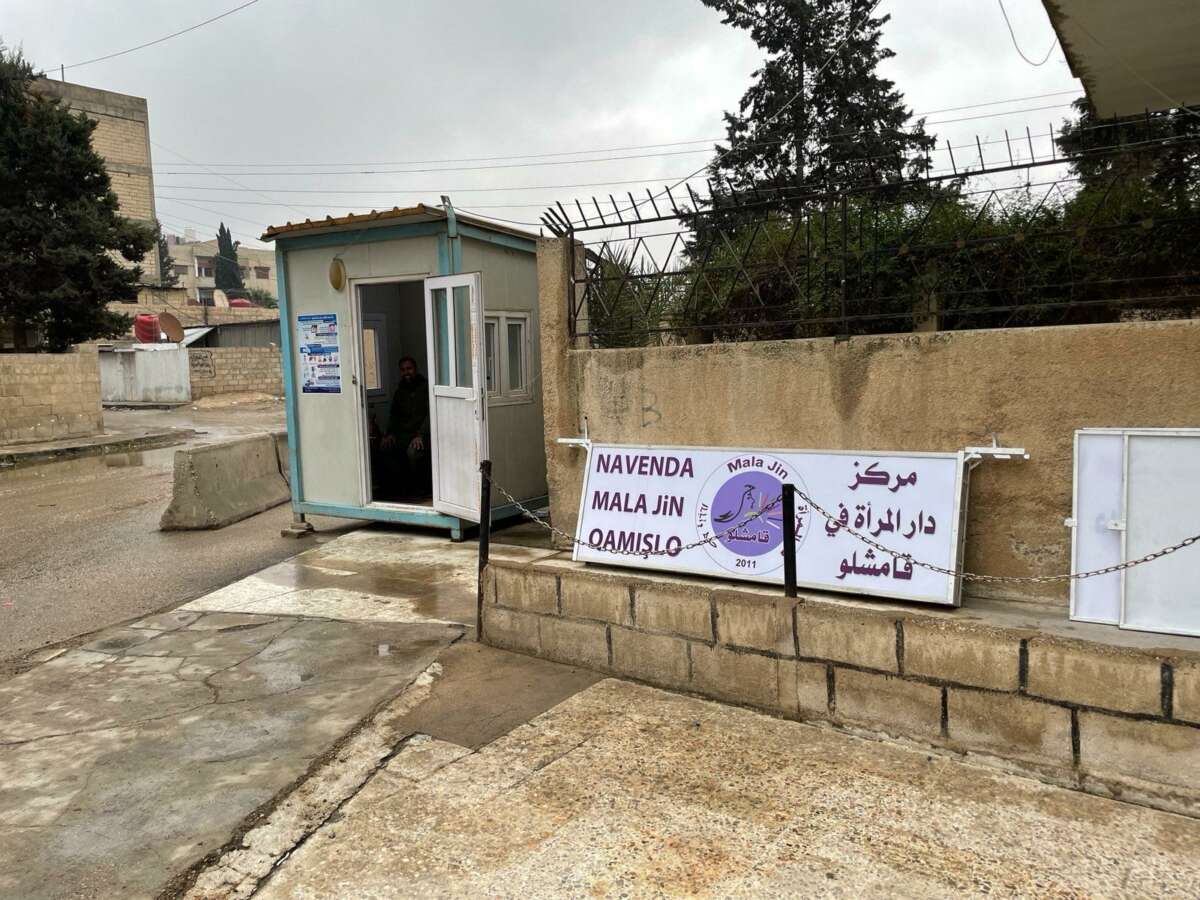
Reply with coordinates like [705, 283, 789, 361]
[228, 298, 253, 308]
[133, 313, 160, 343]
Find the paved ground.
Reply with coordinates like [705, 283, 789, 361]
[0, 400, 354, 664]
[258, 678, 1200, 899]
[0, 610, 462, 900]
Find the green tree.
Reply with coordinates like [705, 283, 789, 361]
[0, 43, 154, 350]
[701, 0, 936, 197]
[155, 221, 179, 288]
[213, 223, 244, 293]
[242, 286, 277, 308]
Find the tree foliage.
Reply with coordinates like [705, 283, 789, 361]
[0, 43, 154, 350]
[213, 223, 244, 292]
[155, 221, 179, 288]
[701, 0, 935, 197]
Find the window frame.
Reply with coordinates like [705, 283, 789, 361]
[483, 311, 531, 405]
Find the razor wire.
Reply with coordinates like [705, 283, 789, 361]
[485, 474, 1199, 584]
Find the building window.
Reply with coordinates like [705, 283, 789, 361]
[172, 264, 189, 276]
[238, 266, 249, 279]
[197, 287, 215, 307]
[196, 258, 213, 278]
[484, 312, 530, 401]
[254, 266, 270, 279]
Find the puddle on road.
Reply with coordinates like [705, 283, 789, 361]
[253, 558, 476, 626]
[0, 446, 179, 485]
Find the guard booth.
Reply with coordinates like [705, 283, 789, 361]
[263, 203, 547, 539]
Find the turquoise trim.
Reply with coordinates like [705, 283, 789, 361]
[436, 233, 450, 275]
[275, 247, 303, 506]
[275, 221, 446, 252]
[459, 225, 537, 255]
[297, 501, 462, 530]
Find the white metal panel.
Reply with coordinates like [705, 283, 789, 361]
[1070, 431, 1125, 624]
[1122, 433, 1200, 636]
[424, 272, 487, 521]
[287, 245, 367, 506]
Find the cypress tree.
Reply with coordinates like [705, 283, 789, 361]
[213, 223, 244, 293]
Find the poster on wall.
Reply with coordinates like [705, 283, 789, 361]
[573, 443, 968, 606]
[297, 313, 341, 394]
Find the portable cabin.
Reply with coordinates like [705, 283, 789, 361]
[262, 203, 546, 539]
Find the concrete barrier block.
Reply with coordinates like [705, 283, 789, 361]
[714, 591, 793, 656]
[947, 690, 1072, 768]
[634, 582, 713, 641]
[560, 573, 630, 625]
[610, 627, 689, 690]
[835, 669, 942, 739]
[271, 429, 290, 486]
[690, 644, 779, 710]
[778, 659, 829, 719]
[797, 604, 898, 672]
[903, 619, 1020, 691]
[1026, 640, 1163, 715]
[483, 607, 541, 655]
[494, 566, 557, 615]
[159, 434, 289, 530]
[541, 617, 609, 671]
[1079, 711, 1200, 794]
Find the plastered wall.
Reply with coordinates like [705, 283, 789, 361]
[537, 239, 1200, 607]
[189, 347, 282, 399]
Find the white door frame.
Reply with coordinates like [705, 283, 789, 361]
[424, 271, 488, 520]
[349, 274, 430, 511]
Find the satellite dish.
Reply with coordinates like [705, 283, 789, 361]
[212, 289, 230, 308]
[159, 312, 184, 343]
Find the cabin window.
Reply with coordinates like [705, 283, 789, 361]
[484, 312, 530, 402]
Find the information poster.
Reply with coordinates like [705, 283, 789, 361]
[573, 443, 967, 606]
[297, 314, 341, 394]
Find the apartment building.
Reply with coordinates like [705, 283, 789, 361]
[166, 235, 278, 306]
[32, 78, 160, 283]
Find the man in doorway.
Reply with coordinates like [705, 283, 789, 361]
[380, 356, 432, 500]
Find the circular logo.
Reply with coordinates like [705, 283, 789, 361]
[695, 454, 810, 575]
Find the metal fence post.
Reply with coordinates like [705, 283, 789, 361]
[783, 483, 797, 598]
[476, 459, 492, 642]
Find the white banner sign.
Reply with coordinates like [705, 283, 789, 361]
[573, 444, 968, 606]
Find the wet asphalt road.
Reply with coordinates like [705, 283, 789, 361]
[0, 403, 356, 665]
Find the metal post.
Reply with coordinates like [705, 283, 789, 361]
[476, 460, 492, 642]
[782, 483, 797, 599]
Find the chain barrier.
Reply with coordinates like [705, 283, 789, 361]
[486, 475, 1199, 583]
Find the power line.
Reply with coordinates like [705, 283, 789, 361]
[152, 139, 309, 219]
[61, 0, 263, 71]
[997, 0, 1058, 67]
[149, 101, 1081, 180]
[145, 89, 1082, 171]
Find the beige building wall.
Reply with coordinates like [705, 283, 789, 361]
[188, 347, 283, 399]
[537, 239, 1200, 610]
[32, 79, 159, 284]
[166, 238, 279, 306]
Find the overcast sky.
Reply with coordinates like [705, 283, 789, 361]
[1, 0, 1081, 247]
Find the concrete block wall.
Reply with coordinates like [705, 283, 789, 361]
[483, 558, 1200, 818]
[188, 347, 283, 399]
[0, 346, 103, 445]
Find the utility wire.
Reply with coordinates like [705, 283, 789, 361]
[997, 0, 1059, 67]
[148, 89, 1081, 170]
[61, 0, 263, 71]
[150, 101, 1080, 179]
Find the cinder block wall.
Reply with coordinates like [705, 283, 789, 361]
[0, 346, 103, 445]
[536, 239, 1200, 608]
[483, 558, 1200, 819]
[188, 347, 282, 399]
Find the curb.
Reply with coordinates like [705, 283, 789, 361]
[0, 429, 196, 470]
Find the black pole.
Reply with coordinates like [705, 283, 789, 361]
[476, 459, 492, 642]
[782, 483, 797, 599]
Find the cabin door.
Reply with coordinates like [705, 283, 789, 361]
[424, 272, 488, 521]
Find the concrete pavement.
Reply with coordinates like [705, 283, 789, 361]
[257, 678, 1200, 898]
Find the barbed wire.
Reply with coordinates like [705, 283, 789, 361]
[485, 474, 1199, 583]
